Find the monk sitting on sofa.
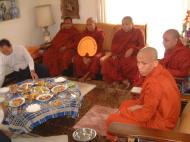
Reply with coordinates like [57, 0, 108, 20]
[73, 17, 104, 81]
[105, 47, 181, 141]
[43, 17, 79, 76]
[101, 16, 145, 87]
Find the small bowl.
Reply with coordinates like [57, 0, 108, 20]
[73, 128, 97, 142]
[0, 87, 9, 94]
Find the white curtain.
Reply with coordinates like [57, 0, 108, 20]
[104, 0, 188, 58]
[96, 0, 107, 23]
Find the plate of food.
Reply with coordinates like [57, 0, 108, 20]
[9, 97, 25, 107]
[51, 84, 68, 94]
[32, 86, 50, 94]
[49, 99, 63, 107]
[17, 82, 33, 93]
[36, 93, 53, 102]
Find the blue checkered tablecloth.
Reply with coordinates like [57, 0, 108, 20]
[4, 78, 81, 134]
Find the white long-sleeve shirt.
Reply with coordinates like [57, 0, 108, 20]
[0, 45, 34, 87]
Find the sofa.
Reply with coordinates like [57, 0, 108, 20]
[108, 100, 190, 142]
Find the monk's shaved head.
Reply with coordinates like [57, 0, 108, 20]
[137, 47, 158, 76]
[163, 29, 179, 50]
[138, 47, 158, 62]
[164, 29, 180, 39]
[86, 17, 96, 24]
[86, 17, 96, 32]
[122, 16, 133, 25]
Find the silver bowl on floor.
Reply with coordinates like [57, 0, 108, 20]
[73, 128, 97, 142]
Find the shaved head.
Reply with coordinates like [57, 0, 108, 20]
[86, 17, 96, 24]
[122, 16, 133, 24]
[138, 47, 158, 62]
[164, 29, 180, 39]
[137, 47, 158, 76]
[86, 17, 96, 31]
[163, 29, 179, 50]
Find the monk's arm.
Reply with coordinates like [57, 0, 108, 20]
[120, 81, 162, 122]
[129, 29, 145, 55]
[167, 53, 190, 77]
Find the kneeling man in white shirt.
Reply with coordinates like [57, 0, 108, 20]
[0, 39, 49, 87]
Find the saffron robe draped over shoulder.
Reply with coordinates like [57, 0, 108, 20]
[43, 27, 79, 76]
[160, 41, 190, 77]
[101, 28, 145, 83]
[106, 64, 181, 140]
[73, 27, 104, 78]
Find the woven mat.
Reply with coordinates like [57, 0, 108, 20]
[73, 105, 118, 136]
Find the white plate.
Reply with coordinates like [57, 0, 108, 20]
[0, 107, 4, 124]
[36, 93, 53, 102]
[0, 87, 9, 94]
[17, 82, 33, 92]
[51, 84, 68, 94]
[131, 87, 142, 94]
[26, 104, 41, 113]
[54, 77, 67, 83]
[9, 97, 25, 107]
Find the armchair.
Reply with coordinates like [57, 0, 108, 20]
[108, 101, 190, 142]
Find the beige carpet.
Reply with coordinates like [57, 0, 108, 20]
[12, 135, 68, 142]
[73, 105, 118, 136]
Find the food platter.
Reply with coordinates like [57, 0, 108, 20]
[32, 86, 50, 94]
[17, 82, 33, 93]
[49, 99, 63, 107]
[51, 84, 68, 94]
[36, 93, 53, 102]
[9, 97, 25, 107]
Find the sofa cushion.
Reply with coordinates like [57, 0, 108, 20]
[63, 23, 147, 52]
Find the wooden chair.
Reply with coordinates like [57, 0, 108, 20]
[108, 101, 190, 142]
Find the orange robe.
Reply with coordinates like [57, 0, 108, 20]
[73, 27, 104, 78]
[101, 28, 145, 83]
[106, 64, 181, 140]
[160, 41, 190, 77]
[43, 27, 79, 76]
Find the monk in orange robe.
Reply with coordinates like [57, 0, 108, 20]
[73, 17, 104, 81]
[43, 17, 79, 76]
[101, 16, 145, 85]
[160, 29, 190, 77]
[106, 47, 181, 141]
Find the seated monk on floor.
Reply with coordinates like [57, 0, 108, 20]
[43, 17, 79, 76]
[101, 16, 145, 87]
[160, 29, 190, 78]
[73, 17, 104, 81]
[105, 47, 181, 141]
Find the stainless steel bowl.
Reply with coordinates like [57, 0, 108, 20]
[73, 128, 97, 142]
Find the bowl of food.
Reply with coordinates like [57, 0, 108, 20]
[73, 128, 97, 142]
[36, 93, 53, 102]
[9, 97, 25, 107]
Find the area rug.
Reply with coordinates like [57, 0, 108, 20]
[73, 105, 118, 136]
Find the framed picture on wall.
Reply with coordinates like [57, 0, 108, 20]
[61, 0, 80, 19]
[0, 0, 20, 22]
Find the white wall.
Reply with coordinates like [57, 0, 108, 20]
[0, 0, 98, 46]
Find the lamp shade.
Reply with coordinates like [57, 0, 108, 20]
[35, 4, 54, 27]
